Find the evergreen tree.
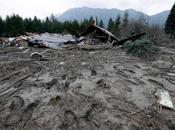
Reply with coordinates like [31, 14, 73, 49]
[113, 15, 121, 36]
[63, 21, 72, 33]
[31, 16, 42, 33]
[107, 17, 114, 31]
[165, 3, 175, 36]
[5, 14, 25, 36]
[43, 17, 51, 33]
[122, 10, 129, 27]
[0, 17, 4, 36]
[80, 19, 89, 32]
[24, 18, 33, 32]
[0, 14, 104, 37]
[89, 16, 93, 24]
[96, 17, 99, 26]
[50, 14, 56, 22]
[99, 20, 104, 28]
[71, 20, 80, 34]
[51, 19, 63, 33]
[121, 10, 129, 36]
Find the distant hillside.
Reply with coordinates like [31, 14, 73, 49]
[57, 7, 170, 26]
[149, 10, 170, 25]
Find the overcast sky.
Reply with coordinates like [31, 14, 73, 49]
[0, 0, 174, 18]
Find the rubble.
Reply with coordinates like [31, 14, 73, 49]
[155, 89, 174, 110]
[0, 36, 28, 48]
[28, 33, 85, 49]
[81, 22, 119, 43]
[0, 44, 174, 129]
[30, 52, 43, 60]
[0, 23, 174, 129]
[0, 23, 145, 50]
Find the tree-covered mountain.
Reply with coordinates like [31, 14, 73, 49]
[150, 10, 170, 25]
[57, 7, 170, 26]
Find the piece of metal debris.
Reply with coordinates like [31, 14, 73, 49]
[23, 48, 30, 53]
[59, 62, 65, 65]
[167, 73, 175, 77]
[30, 52, 43, 60]
[155, 89, 174, 110]
[28, 33, 85, 49]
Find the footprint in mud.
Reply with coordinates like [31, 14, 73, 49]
[5, 113, 22, 127]
[96, 79, 111, 88]
[9, 96, 24, 110]
[133, 64, 142, 69]
[46, 78, 58, 89]
[67, 73, 77, 83]
[64, 81, 70, 90]
[49, 96, 61, 106]
[115, 69, 129, 78]
[20, 100, 40, 125]
[60, 110, 78, 130]
[122, 69, 136, 74]
[126, 77, 145, 86]
[61, 74, 67, 80]
[90, 68, 97, 76]
[24, 99, 40, 112]
[0, 121, 4, 129]
[109, 123, 123, 130]
[22, 110, 33, 126]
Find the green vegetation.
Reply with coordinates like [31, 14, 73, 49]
[112, 15, 121, 36]
[165, 3, 175, 37]
[0, 13, 129, 37]
[0, 14, 100, 37]
[107, 17, 114, 32]
[99, 20, 104, 28]
[123, 39, 160, 58]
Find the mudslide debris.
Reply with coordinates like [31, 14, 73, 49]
[155, 89, 174, 110]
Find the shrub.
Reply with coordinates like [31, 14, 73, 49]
[123, 39, 160, 58]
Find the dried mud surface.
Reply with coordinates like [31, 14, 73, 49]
[0, 46, 175, 130]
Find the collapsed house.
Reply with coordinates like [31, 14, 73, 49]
[81, 20, 146, 46]
[81, 21, 119, 44]
[27, 33, 84, 49]
[0, 19, 146, 49]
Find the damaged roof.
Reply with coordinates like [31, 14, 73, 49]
[81, 23, 119, 41]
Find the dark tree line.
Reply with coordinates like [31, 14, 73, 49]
[107, 11, 129, 37]
[0, 14, 106, 37]
[0, 2, 175, 39]
[165, 3, 175, 37]
[0, 14, 128, 37]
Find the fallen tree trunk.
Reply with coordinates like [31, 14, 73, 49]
[112, 33, 146, 46]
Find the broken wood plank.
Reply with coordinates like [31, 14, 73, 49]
[112, 33, 146, 46]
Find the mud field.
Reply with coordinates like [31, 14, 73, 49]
[0, 46, 175, 130]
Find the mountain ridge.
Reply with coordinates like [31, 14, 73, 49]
[57, 7, 170, 26]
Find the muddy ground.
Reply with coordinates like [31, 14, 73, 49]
[0, 45, 175, 130]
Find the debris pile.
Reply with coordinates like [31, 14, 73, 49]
[28, 33, 85, 49]
[0, 22, 147, 50]
[0, 22, 174, 130]
[0, 43, 175, 129]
